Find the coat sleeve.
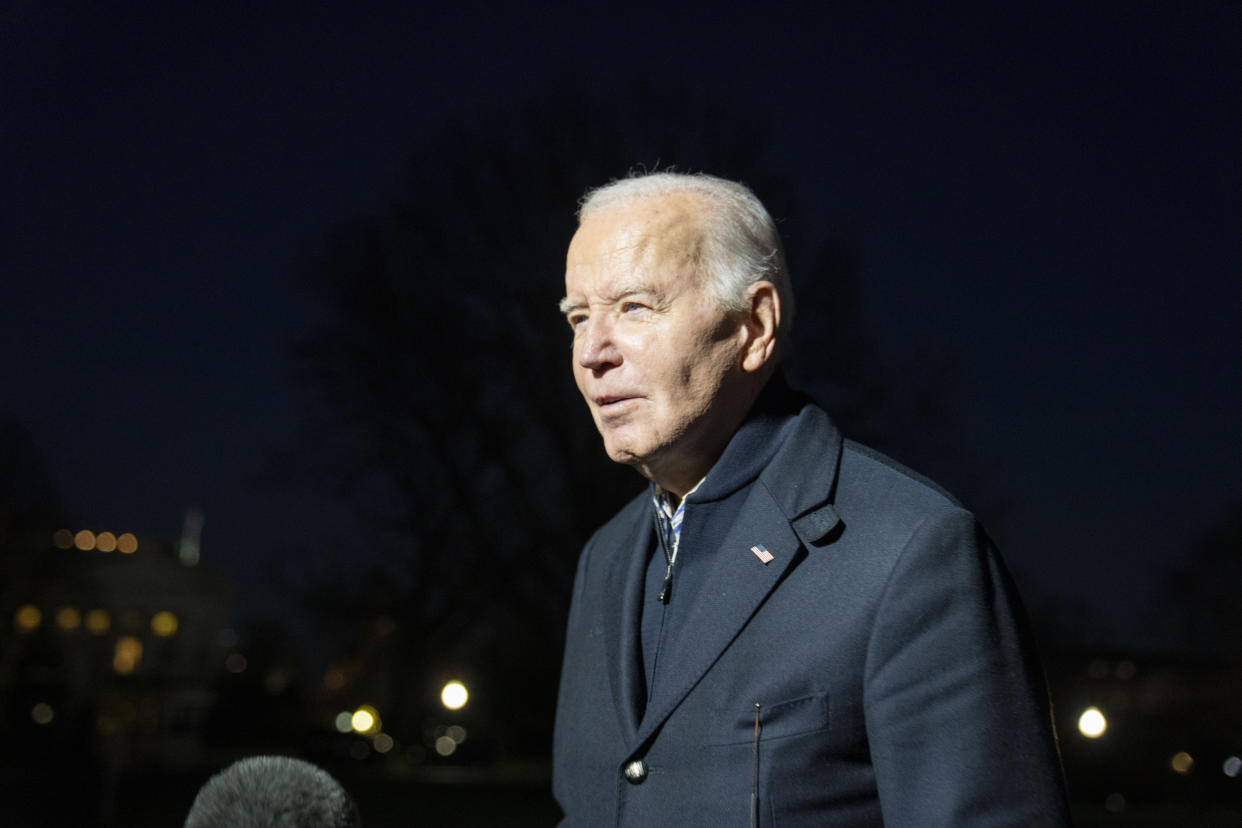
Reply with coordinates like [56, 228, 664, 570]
[862, 508, 1071, 826]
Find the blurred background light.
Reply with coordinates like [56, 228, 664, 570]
[351, 705, 379, 734]
[74, 529, 96, 551]
[1078, 707, 1107, 738]
[1223, 756, 1241, 778]
[373, 732, 395, 753]
[334, 712, 354, 733]
[434, 735, 457, 756]
[446, 725, 467, 744]
[117, 533, 138, 554]
[113, 636, 143, 674]
[52, 529, 73, 549]
[1171, 751, 1194, 775]
[151, 611, 178, 637]
[85, 609, 110, 635]
[55, 606, 81, 631]
[95, 531, 117, 552]
[31, 702, 54, 725]
[15, 605, 42, 632]
[1104, 792, 1125, 813]
[441, 680, 468, 710]
[225, 653, 247, 673]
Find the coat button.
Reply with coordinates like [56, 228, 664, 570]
[622, 759, 648, 784]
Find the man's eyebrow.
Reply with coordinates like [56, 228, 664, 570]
[559, 283, 664, 315]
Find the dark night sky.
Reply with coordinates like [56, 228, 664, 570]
[4, 2, 1240, 647]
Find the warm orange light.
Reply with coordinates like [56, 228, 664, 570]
[55, 607, 81, 631]
[52, 529, 74, 549]
[15, 605, 42, 632]
[74, 530, 96, 551]
[117, 533, 138, 554]
[151, 611, 178, 637]
[96, 531, 117, 552]
[113, 636, 143, 674]
[1171, 751, 1195, 775]
[85, 609, 111, 635]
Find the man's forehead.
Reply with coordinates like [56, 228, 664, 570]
[566, 194, 705, 281]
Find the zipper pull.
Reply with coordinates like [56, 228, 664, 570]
[658, 563, 673, 603]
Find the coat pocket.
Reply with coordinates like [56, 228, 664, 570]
[708, 692, 830, 745]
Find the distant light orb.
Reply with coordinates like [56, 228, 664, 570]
[52, 529, 74, 549]
[225, 653, 247, 674]
[446, 725, 467, 745]
[434, 736, 457, 756]
[74, 530, 96, 551]
[373, 733, 395, 753]
[151, 611, 178, 637]
[95, 531, 118, 552]
[1078, 707, 1107, 738]
[56, 607, 81, 631]
[1223, 756, 1241, 778]
[1171, 751, 1194, 775]
[85, 609, 111, 635]
[441, 681, 468, 710]
[15, 605, 42, 633]
[335, 711, 355, 733]
[352, 705, 380, 734]
[31, 702, 55, 725]
[117, 533, 139, 554]
[113, 636, 143, 674]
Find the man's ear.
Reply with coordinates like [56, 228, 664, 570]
[740, 281, 780, 373]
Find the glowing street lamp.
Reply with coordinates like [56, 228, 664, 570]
[441, 681, 468, 711]
[1078, 706, 1107, 738]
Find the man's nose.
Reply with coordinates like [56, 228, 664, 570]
[576, 315, 621, 374]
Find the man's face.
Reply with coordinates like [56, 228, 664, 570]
[562, 195, 752, 493]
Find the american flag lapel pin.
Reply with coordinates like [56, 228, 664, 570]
[750, 543, 774, 564]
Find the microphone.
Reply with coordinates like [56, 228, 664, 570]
[184, 755, 361, 827]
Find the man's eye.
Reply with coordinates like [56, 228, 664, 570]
[567, 313, 587, 328]
[620, 302, 647, 314]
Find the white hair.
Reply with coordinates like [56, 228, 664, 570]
[578, 171, 795, 338]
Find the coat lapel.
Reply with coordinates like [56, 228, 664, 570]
[634, 484, 803, 746]
[598, 502, 653, 741]
[631, 402, 845, 748]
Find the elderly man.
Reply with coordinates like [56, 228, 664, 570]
[552, 172, 1069, 826]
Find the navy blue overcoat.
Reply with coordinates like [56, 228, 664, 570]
[553, 391, 1070, 826]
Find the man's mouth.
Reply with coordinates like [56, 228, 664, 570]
[594, 395, 639, 411]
